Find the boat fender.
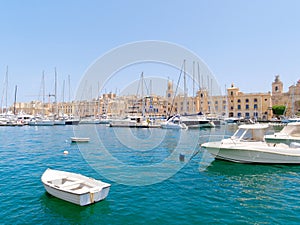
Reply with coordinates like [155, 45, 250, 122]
[90, 192, 94, 203]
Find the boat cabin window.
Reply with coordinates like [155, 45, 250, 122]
[233, 128, 246, 139]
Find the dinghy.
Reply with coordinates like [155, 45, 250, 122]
[41, 168, 110, 206]
[70, 137, 90, 143]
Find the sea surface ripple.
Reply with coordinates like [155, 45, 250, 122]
[1, 125, 300, 224]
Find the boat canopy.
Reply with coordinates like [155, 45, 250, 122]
[279, 122, 300, 137]
[233, 124, 269, 141]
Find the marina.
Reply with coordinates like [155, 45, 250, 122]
[2, 0, 300, 224]
[1, 124, 300, 224]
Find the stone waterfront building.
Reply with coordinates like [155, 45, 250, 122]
[9, 75, 300, 120]
[271, 75, 300, 116]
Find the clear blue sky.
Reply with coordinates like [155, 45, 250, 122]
[1, 0, 300, 105]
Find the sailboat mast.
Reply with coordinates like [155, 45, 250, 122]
[5, 66, 8, 114]
[141, 72, 144, 117]
[68, 75, 71, 102]
[13, 85, 17, 115]
[192, 61, 195, 113]
[183, 59, 187, 114]
[292, 83, 295, 116]
[42, 71, 45, 116]
[55, 68, 58, 116]
[62, 80, 65, 103]
[197, 62, 202, 112]
[54, 68, 57, 104]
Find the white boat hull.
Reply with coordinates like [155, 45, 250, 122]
[54, 120, 66, 125]
[202, 141, 300, 164]
[43, 183, 110, 206]
[161, 122, 187, 129]
[181, 116, 215, 128]
[265, 122, 300, 144]
[265, 135, 300, 145]
[28, 120, 54, 126]
[109, 120, 137, 127]
[71, 137, 90, 142]
[41, 168, 110, 206]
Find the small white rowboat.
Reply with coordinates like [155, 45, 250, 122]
[70, 137, 90, 143]
[41, 168, 111, 206]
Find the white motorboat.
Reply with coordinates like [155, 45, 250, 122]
[41, 168, 111, 206]
[161, 115, 188, 129]
[71, 137, 90, 143]
[28, 117, 54, 126]
[79, 117, 100, 124]
[109, 115, 149, 128]
[53, 118, 66, 125]
[201, 123, 300, 164]
[17, 113, 34, 125]
[109, 117, 137, 127]
[65, 116, 80, 125]
[265, 122, 300, 144]
[180, 114, 215, 128]
[224, 117, 240, 124]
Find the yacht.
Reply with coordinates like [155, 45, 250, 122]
[161, 114, 187, 129]
[265, 122, 300, 144]
[180, 114, 215, 128]
[201, 123, 300, 164]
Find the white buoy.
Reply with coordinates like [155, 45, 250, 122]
[63, 150, 69, 155]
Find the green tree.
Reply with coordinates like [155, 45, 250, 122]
[272, 105, 286, 115]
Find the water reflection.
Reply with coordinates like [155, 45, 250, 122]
[40, 192, 111, 223]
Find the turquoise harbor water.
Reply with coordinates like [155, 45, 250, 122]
[1, 125, 300, 224]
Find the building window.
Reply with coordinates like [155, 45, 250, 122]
[237, 99, 241, 103]
[231, 106, 234, 110]
[245, 112, 250, 118]
[231, 91, 233, 96]
[238, 105, 241, 110]
[254, 104, 258, 109]
[275, 86, 278, 92]
[245, 99, 249, 103]
[237, 112, 242, 117]
[215, 101, 218, 104]
[254, 98, 258, 102]
[245, 104, 249, 110]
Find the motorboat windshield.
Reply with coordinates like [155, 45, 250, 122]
[231, 124, 269, 142]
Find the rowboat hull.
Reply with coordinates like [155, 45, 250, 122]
[70, 137, 90, 143]
[41, 168, 110, 206]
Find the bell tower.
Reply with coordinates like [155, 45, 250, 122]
[272, 75, 283, 95]
[166, 80, 173, 99]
